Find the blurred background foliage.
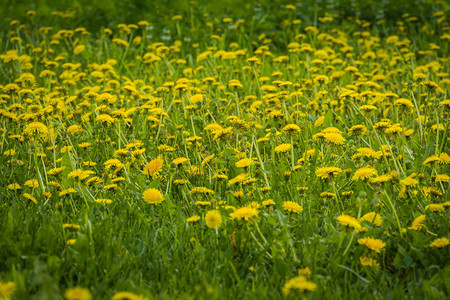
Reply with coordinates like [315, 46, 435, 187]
[1, 0, 447, 35]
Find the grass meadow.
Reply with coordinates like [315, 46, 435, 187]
[0, 0, 449, 299]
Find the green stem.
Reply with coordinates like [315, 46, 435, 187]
[383, 189, 403, 237]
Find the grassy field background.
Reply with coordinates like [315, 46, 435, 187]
[0, 0, 449, 299]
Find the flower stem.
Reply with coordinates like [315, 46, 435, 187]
[383, 189, 403, 237]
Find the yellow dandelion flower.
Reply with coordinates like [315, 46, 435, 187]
[189, 187, 215, 195]
[95, 199, 113, 204]
[439, 153, 450, 164]
[274, 143, 292, 153]
[23, 193, 37, 204]
[425, 204, 445, 212]
[95, 114, 115, 125]
[359, 212, 383, 227]
[435, 174, 449, 182]
[429, 237, 449, 248]
[283, 201, 303, 214]
[23, 121, 48, 136]
[409, 215, 426, 230]
[64, 287, 92, 300]
[229, 206, 259, 221]
[282, 124, 301, 134]
[24, 179, 39, 188]
[371, 174, 392, 184]
[47, 166, 66, 176]
[314, 116, 325, 127]
[359, 256, 380, 268]
[323, 132, 345, 145]
[358, 237, 386, 253]
[352, 167, 378, 181]
[172, 157, 189, 165]
[348, 125, 368, 136]
[282, 276, 317, 296]
[394, 98, 414, 109]
[143, 156, 164, 179]
[112, 291, 148, 300]
[3, 149, 16, 156]
[315, 166, 342, 179]
[228, 173, 250, 185]
[400, 176, 419, 186]
[235, 158, 254, 168]
[0, 280, 16, 299]
[423, 155, 440, 166]
[63, 224, 81, 230]
[336, 214, 361, 229]
[7, 183, 21, 190]
[205, 210, 222, 229]
[262, 199, 276, 206]
[142, 188, 164, 205]
[66, 239, 77, 245]
[187, 216, 201, 223]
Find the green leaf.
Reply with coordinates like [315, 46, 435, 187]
[222, 147, 235, 158]
[148, 177, 160, 189]
[76, 185, 95, 202]
[135, 173, 147, 188]
[61, 152, 74, 188]
[323, 109, 334, 127]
